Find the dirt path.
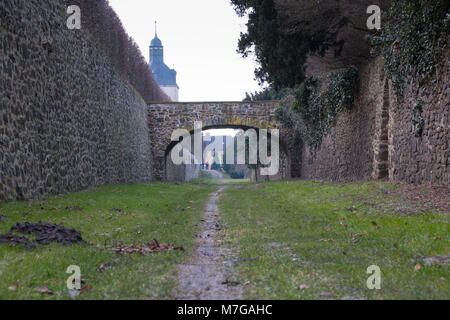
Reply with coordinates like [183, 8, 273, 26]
[176, 186, 242, 300]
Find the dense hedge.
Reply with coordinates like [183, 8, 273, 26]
[72, 0, 169, 102]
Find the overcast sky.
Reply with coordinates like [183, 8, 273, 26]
[108, 0, 262, 102]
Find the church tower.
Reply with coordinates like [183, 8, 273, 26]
[149, 23, 179, 101]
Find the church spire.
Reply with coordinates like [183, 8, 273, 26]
[154, 21, 157, 37]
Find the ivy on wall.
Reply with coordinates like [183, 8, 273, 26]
[370, 0, 449, 100]
[276, 68, 359, 149]
[411, 99, 425, 137]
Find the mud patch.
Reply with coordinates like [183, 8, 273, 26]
[0, 233, 35, 249]
[0, 222, 86, 248]
[177, 187, 242, 300]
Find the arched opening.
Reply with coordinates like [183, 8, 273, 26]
[163, 125, 290, 182]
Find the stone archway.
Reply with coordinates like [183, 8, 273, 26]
[147, 101, 300, 181]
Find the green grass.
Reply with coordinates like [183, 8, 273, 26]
[218, 180, 449, 299]
[0, 182, 215, 299]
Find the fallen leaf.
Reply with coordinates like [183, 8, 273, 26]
[8, 280, 19, 291]
[35, 285, 54, 295]
[79, 285, 93, 295]
[351, 233, 363, 243]
[371, 221, 377, 226]
[324, 227, 332, 232]
[298, 284, 310, 290]
[414, 263, 421, 271]
[432, 236, 441, 240]
[105, 239, 184, 255]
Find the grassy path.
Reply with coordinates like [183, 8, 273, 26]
[218, 180, 449, 299]
[1, 179, 448, 300]
[0, 183, 215, 299]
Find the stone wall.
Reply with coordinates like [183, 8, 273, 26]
[0, 0, 154, 201]
[387, 49, 449, 185]
[300, 53, 449, 186]
[301, 58, 384, 182]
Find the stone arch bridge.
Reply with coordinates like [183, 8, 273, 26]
[147, 101, 302, 180]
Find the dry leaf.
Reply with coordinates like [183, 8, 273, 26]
[35, 285, 54, 295]
[79, 285, 93, 295]
[8, 280, 19, 291]
[324, 227, 332, 232]
[414, 263, 421, 271]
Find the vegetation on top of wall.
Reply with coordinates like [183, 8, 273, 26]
[73, 0, 169, 102]
[231, 0, 363, 89]
[370, 0, 449, 100]
[243, 87, 288, 101]
[276, 68, 359, 149]
[239, 0, 448, 143]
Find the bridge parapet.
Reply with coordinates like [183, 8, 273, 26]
[147, 101, 299, 180]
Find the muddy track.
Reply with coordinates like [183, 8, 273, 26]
[176, 186, 242, 300]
